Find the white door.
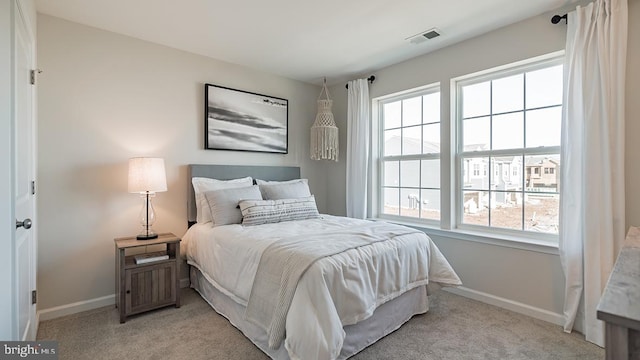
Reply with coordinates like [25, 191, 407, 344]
[14, 2, 37, 341]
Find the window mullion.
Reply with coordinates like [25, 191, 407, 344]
[397, 160, 401, 217]
[521, 154, 526, 231]
[383, 154, 440, 162]
[488, 81, 493, 228]
[522, 73, 527, 231]
[419, 97, 424, 219]
[460, 146, 561, 158]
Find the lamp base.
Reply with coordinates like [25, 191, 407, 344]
[136, 233, 159, 240]
[136, 192, 158, 240]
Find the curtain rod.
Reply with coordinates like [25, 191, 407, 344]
[551, 13, 567, 24]
[345, 75, 376, 89]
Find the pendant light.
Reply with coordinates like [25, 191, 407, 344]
[310, 78, 338, 161]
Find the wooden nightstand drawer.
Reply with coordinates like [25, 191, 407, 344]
[115, 233, 181, 323]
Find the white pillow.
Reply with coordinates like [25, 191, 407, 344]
[192, 176, 252, 223]
[239, 196, 320, 226]
[204, 185, 263, 227]
[258, 179, 311, 200]
[255, 178, 308, 185]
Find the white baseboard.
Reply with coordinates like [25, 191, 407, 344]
[38, 294, 115, 322]
[38, 278, 191, 322]
[444, 286, 565, 326]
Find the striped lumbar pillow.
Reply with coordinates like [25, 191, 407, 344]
[239, 196, 320, 226]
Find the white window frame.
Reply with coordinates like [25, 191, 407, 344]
[370, 52, 564, 252]
[374, 84, 441, 226]
[452, 53, 564, 242]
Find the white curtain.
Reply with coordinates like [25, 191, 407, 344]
[346, 79, 370, 219]
[560, 0, 627, 346]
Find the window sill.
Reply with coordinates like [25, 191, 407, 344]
[370, 217, 560, 255]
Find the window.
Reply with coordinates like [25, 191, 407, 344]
[379, 87, 440, 221]
[457, 57, 562, 234]
[373, 53, 563, 243]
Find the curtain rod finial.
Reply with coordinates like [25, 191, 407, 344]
[345, 75, 376, 89]
[551, 14, 567, 24]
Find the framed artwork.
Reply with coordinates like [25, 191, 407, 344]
[204, 83, 288, 154]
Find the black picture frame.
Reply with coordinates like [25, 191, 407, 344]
[204, 83, 288, 154]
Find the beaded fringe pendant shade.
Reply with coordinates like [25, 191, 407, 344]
[311, 79, 338, 161]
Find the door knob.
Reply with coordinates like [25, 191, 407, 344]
[16, 218, 32, 229]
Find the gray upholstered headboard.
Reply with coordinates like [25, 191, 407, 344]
[188, 164, 301, 226]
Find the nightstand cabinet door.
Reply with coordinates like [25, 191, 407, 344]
[124, 261, 177, 315]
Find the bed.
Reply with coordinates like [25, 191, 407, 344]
[183, 164, 461, 360]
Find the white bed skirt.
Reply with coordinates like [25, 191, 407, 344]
[190, 266, 429, 360]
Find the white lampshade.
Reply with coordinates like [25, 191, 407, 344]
[128, 157, 167, 193]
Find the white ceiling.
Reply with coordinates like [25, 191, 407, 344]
[35, 0, 575, 85]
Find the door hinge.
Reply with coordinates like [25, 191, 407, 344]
[30, 69, 41, 85]
[31, 290, 37, 305]
[31, 180, 35, 195]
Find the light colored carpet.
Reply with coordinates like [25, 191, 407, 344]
[37, 288, 603, 360]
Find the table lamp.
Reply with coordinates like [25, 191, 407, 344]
[128, 157, 167, 240]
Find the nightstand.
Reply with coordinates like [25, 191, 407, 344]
[114, 233, 181, 323]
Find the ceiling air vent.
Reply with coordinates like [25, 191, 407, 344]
[406, 28, 441, 45]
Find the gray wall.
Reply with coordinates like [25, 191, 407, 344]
[36, 15, 325, 311]
[326, 1, 640, 318]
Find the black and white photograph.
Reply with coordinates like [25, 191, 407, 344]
[205, 84, 288, 153]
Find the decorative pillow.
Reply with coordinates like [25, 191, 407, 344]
[204, 185, 263, 227]
[258, 179, 311, 200]
[192, 176, 253, 223]
[239, 196, 320, 226]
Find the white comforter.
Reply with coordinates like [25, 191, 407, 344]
[183, 215, 461, 360]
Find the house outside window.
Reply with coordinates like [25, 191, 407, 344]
[379, 87, 441, 221]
